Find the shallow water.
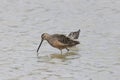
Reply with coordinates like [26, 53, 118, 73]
[0, 0, 120, 80]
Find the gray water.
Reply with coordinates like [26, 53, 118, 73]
[0, 0, 120, 80]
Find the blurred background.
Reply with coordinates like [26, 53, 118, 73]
[0, 0, 120, 80]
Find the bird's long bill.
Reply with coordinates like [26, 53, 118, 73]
[37, 39, 43, 56]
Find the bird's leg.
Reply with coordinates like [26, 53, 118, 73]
[66, 48, 70, 56]
[66, 48, 69, 52]
[60, 50, 62, 55]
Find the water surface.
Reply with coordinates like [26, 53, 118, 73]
[0, 0, 120, 80]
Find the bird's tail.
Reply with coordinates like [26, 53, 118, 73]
[74, 40, 80, 45]
[68, 40, 80, 47]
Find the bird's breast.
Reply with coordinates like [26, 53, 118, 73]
[47, 39, 66, 49]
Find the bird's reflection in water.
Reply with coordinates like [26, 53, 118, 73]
[37, 48, 80, 62]
[37, 52, 78, 59]
[49, 51, 79, 59]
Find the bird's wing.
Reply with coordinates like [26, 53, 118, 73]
[52, 34, 79, 46]
[68, 29, 80, 39]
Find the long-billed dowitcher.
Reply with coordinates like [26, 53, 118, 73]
[68, 29, 80, 39]
[37, 33, 80, 56]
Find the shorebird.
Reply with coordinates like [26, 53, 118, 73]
[68, 29, 80, 39]
[37, 33, 80, 56]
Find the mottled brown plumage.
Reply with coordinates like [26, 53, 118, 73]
[37, 33, 80, 56]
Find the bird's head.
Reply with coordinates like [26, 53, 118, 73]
[37, 33, 49, 56]
[41, 33, 49, 40]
